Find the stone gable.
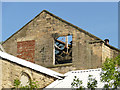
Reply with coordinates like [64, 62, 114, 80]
[2, 10, 120, 74]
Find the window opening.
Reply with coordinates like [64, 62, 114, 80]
[54, 35, 72, 65]
[20, 72, 31, 87]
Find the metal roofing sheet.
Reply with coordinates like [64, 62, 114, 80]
[46, 68, 105, 88]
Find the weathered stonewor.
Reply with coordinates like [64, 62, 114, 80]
[2, 10, 120, 74]
[0, 58, 55, 89]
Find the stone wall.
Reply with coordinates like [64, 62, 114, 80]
[90, 42, 102, 69]
[47, 63, 76, 74]
[102, 43, 111, 63]
[0, 58, 55, 89]
[0, 58, 2, 89]
[2, 10, 120, 73]
[102, 43, 119, 63]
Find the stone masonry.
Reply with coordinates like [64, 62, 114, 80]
[0, 58, 55, 89]
[2, 10, 120, 74]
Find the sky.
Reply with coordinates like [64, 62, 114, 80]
[2, 2, 118, 48]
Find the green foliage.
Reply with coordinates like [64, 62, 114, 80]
[13, 79, 40, 89]
[71, 76, 84, 90]
[87, 75, 97, 89]
[100, 55, 120, 89]
[71, 55, 120, 89]
[14, 79, 21, 88]
[29, 80, 39, 89]
[71, 75, 97, 89]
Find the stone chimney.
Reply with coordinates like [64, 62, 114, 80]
[104, 39, 109, 44]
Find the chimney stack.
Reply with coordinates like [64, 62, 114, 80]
[104, 39, 109, 44]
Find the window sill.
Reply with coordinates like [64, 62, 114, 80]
[46, 63, 73, 68]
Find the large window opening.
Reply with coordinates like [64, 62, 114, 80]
[54, 35, 72, 65]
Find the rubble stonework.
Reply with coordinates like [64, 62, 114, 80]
[2, 10, 120, 74]
[0, 58, 54, 89]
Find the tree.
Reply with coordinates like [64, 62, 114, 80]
[71, 75, 97, 89]
[71, 55, 120, 89]
[87, 75, 97, 90]
[100, 55, 120, 89]
[71, 76, 84, 90]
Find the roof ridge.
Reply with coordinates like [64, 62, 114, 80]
[2, 10, 46, 45]
[42, 10, 120, 51]
[42, 10, 102, 39]
[2, 10, 120, 51]
[2, 9, 101, 44]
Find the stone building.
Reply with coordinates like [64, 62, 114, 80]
[2, 10, 120, 74]
[0, 47, 64, 89]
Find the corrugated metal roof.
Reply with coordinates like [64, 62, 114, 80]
[0, 51, 64, 79]
[46, 68, 105, 88]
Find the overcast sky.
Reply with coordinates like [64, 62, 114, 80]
[2, 2, 118, 48]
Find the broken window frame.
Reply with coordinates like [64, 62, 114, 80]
[53, 35, 72, 65]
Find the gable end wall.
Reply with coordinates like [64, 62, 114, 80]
[2, 10, 119, 73]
